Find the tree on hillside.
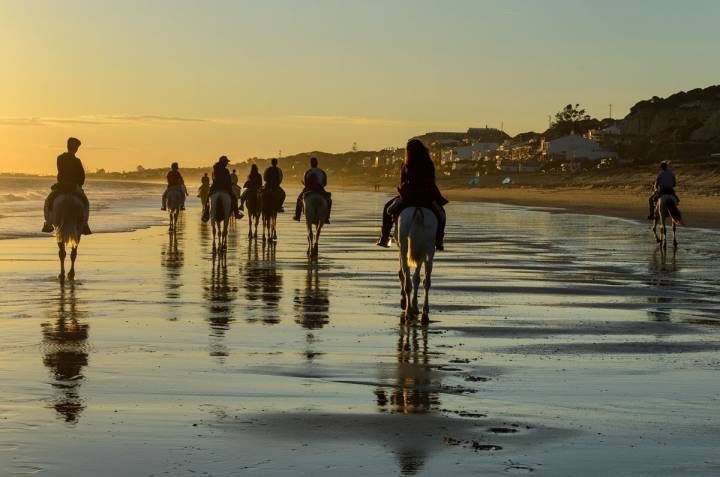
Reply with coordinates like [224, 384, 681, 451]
[546, 103, 598, 139]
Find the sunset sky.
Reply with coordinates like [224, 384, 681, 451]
[2, 0, 719, 173]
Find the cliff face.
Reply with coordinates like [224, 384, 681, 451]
[622, 85, 720, 142]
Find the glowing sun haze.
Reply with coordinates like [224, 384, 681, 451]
[1, 0, 719, 173]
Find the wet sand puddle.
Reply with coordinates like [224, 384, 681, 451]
[0, 191, 719, 476]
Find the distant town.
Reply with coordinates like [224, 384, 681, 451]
[8, 85, 719, 186]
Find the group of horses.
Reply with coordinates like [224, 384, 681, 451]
[46, 189, 684, 321]
[193, 186, 329, 258]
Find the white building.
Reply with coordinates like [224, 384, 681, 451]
[546, 134, 616, 161]
[441, 142, 499, 169]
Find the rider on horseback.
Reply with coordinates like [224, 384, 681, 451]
[239, 164, 262, 211]
[293, 157, 332, 223]
[376, 139, 447, 251]
[42, 137, 91, 235]
[203, 156, 243, 222]
[263, 158, 286, 212]
[161, 162, 188, 211]
[647, 161, 680, 220]
[198, 173, 210, 215]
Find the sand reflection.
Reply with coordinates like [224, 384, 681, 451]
[294, 264, 330, 361]
[646, 248, 679, 322]
[375, 322, 439, 415]
[161, 227, 184, 305]
[202, 257, 238, 359]
[241, 241, 283, 324]
[41, 283, 89, 424]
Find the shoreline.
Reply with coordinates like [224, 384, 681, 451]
[336, 183, 720, 229]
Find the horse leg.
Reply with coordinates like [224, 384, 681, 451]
[68, 246, 78, 280]
[212, 221, 217, 253]
[411, 263, 422, 317]
[672, 221, 678, 249]
[400, 242, 412, 316]
[421, 257, 433, 320]
[247, 215, 253, 239]
[307, 224, 313, 256]
[661, 216, 667, 249]
[398, 269, 407, 311]
[652, 216, 660, 243]
[58, 242, 66, 281]
[313, 223, 322, 257]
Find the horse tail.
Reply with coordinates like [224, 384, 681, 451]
[667, 200, 683, 225]
[406, 208, 424, 268]
[55, 196, 82, 248]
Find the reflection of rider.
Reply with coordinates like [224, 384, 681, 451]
[239, 164, 262, 210]
[293, 157, 332, 223]
[377, 139, 446, 250]
[161, 162, 188, 210]
[42, 137, 91, 235]
[263, 158, 286, 212]
[648, 161, 679, 219]
[205, 156, 243, 222]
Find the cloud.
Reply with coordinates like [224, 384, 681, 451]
[0, 114, 207, 126]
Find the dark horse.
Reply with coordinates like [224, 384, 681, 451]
[245, 189, 261, 239]
[260, 187, 282, 242]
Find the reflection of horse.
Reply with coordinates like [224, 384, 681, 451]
[51, 193, 86, 281]
[245, 188, 262, 239]
[294, 265, 330, 330]
[653, 194, 682, 249]
[396, 207, 437, 319]
[161, 227, 184, 302]
[261, 187, 282, 242]
[241, 241, 283, 324]
[375, 321, 437, 474]
[202, 257, 237, 358]
[646, 248, 679, 322]
[166, 187, 184, 231]
[41, 282, 89, 424]
[303, 192, 328, 258]
[210, 191, 232, 253]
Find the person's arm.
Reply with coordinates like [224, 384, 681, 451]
[278, 169, 283, 184]
[321, 170, 327, 187]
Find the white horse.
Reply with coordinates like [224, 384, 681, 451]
[303, 192, 328, 257]
[209, 191, 232, 253]
[166, 187, 184, 231]
[653, 194, 682, 249]
[396, 207, 437, 319]
[51, 194, 86, 281]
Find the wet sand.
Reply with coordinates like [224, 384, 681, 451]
[1, 191, 720, 476]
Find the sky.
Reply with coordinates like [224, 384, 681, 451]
[1, 0, 719, 173]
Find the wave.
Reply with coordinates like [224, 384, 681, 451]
[0, 191, 46, 203]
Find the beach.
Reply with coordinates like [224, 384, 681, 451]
[1, 184, 720, 476]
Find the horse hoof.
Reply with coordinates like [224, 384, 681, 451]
[421, 313, 430, 323]
[68, 271, 75, 281]
[58, 273, 65, 282]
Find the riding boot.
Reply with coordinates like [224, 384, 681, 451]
[42, 192, 55, 232]
[376, 199, 394, 247]
[293, 192, 303, 221]
[434, 205, 446, 251]
[647, 195, 656, 220]
[325, 194, 332, 224]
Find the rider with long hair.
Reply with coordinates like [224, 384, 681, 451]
[239, 164, 262, 210]
[376, 139, 447, 250]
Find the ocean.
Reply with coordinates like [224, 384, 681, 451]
[0, 176, 167, 239]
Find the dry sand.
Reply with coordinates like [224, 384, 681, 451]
[1, 190, 719, 476]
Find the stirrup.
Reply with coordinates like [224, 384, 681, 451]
[82, 224, 92, 235]
[42, 223, 53, 233]
[376, 237, 390, 248]
[292, 215, 301, 221]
